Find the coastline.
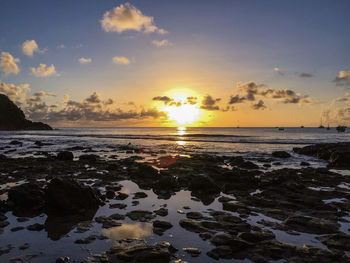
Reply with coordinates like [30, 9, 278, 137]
[1, 141, 350, 262]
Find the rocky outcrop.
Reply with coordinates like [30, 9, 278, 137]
[293, 142, 350, 168]
[0, 94, 52, 130]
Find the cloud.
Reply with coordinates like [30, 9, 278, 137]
[0, 81, 29, 105]
[152, 96, 172, 104]
[152, 39, 172, 47]
[85, 92, 101, 103]
[333, 70, 350, 86]
[237, 81, 261, 101]
[228, 94, 246, 104]
[0, 52, 20, 76]
[260, 88, 311, 104]
[79, 57, 92, 64]
[101, 3, 166, 34]
[252, 100, 266, 110]
[57, 44, 66, 49]
[22, 40, 45, 57]
[336, 93, 350, 104]
[185, 96, 197, 105]
[30, 64, 57, 77]
[113, 56, 130, 65]
[299, 73, 313, 78]
[273, 67, 284, 76]
[200, 95, 221, 111]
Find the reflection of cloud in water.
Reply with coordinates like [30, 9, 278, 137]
[102, 223, 152, 241]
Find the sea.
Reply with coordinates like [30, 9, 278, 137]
[1, 126, 349, 169]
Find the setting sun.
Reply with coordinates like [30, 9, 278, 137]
[163, 104, 200, 125]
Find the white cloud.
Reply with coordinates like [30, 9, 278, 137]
[113, 56, 130, 65]
[0, 81, 30, 104]
[22, 40, 45, 57]
[334, 70, 350, 86]
[152, 39, 172, 47]
[0, 52, 20, 76]
[101, 3, 166, 34]
[79, 57, 92, 64]
[30, 63, 57, 77]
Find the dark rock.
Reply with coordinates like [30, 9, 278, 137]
[186, 212, 203, 220]
[317, 233, 350, 251]
[8, 183, 46, 211]
[0, 94, 52, 130]
[133, 192, 148, 199]
[18, 243, 30, 250]
[272, 151, 291, 158]
[154, 208, 168, 217]
[106, 190, 116, 199]
[153, 220, 173, 230]
[183, 247, 201, 257]
[10, 226, 24, 232]
[115, 192, 129, 200]
[293, 142, 350, 168]
[26, 223, 45, 231]
[46, 178, 100, 214]
[79, 154, 99, 162]
[126, 210, 155, 222]
[284, 216, 339, 234]
[300, 161, 310, 166]
[56, 151, 74, 161]
[109, 203, 127, 209]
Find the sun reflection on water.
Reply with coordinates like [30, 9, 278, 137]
[176, 126, 187, 145]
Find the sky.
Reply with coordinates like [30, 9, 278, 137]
[0, 0, 350, 127]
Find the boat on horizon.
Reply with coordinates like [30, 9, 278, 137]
[336, 126, 346, 132]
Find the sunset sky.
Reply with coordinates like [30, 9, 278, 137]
[1, 0, 350, 127]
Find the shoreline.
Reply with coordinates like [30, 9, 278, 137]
[0, 143, 350, 262]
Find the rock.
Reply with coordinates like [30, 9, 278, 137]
[126, 210, 155, 222]
[115, 192, 129, 200]
[56, 151, 74, 161]
[293, 142, 350, 168]
[26, 223, 45, 231]
[179, 219, 206, 233]
[317, 233, 350, 251]
[183, 247, 201, 257]
[109, 203, 127, 209]
[272, 151, 291, 158]
[154, 208, 168, 217]
[153, 220, 173, 230]
[0, 94, 52, 130]
[186, 212, 203, 220]
[0, 154, 6, 161]
[239, 231, 275, 243]
[284, 216, 339, 234]
[189, 175, 220, 193]
[107, 242, 172, 263]
[133, 192, 148, 199]
[8, 183, 46, 211]
[10, 226, 24, 232]
[300, 161, 310, 166]
[79, 154, 99, 162]
[18, 243, 30, 250]
[46, 178, 100, 214]
[105, 190, 115, 199]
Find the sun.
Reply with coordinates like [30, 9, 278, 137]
[158, 90, 202, 126]
[164, 104, 200, 125]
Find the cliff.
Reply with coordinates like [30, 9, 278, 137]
[0, 94, 52, 130]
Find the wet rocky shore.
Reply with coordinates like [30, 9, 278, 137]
[0, 142, 350, 262]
